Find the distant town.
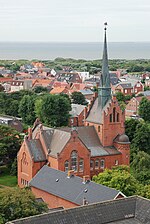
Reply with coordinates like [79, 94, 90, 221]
[0, 28, 150, 224]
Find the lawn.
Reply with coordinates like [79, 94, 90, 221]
[0, 166, 17, 187]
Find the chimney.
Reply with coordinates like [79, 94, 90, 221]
[28, 127, 32, 140]
[67, 170, 74, 178]
[83, 175, 90, 184]
[83, 197, 88, 206]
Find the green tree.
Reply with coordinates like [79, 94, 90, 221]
[116, 92, 125, 102]
[35, 94, 71, 127]
[0, 125, 22, 167]
[71, 91, 87, 105]
[34, 86, 48, 93]
[19, 95, 36, 125]
[132, 122, 150, 155]
[131, 151, 150, 184]
[0, 188, 48, 223]
[125, 118, 140, 142]
[139, 97, 150, 122]
[93, 166, 139, 196]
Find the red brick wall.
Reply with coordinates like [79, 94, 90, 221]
[125, 98, 139, 117]
[58, 131, 91, 177]
[31, 187, 78, 209]
[85, 96, 125, 147]
[90, 154, 122, 177]
[17, 140, 46, 188]
[48, 156, 58, 169]
[114, 142, 130, 166]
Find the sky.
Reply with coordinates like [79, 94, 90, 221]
[0, 0, 150, 42]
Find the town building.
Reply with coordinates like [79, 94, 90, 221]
[29, 165, 125, 209]
[125, 96, 150, 117]
[7, 196, 150, 224]
[17, 26, 130, 189]
[0, 114, 23, 132]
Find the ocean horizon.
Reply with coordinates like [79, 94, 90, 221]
[0, 42, 150, 60]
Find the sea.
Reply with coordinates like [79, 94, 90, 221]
[0, 42, 150, 60]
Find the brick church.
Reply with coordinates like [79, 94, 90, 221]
[18, 26, 130, 188]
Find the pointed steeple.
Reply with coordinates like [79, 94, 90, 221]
[98, 23, 111, 108]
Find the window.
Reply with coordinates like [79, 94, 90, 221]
[135, 88, 137, 93]
[71, 151, 78, 171]
[98, 126, 100, 132]
[117, 113, 119, 122]
[115, 160, 119, 165]
[125, 89, 127, 93]
[95, 160, 99, 169]
[110, 114, 112, 122]
[90, 160, 94, 170]
[113, 107, 116, 122]
[65, 160, 69, 171]
[100, 159, 105, 169]
[79, 159, 84, 172]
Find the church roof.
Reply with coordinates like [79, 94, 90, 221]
[26, 139, 46, 162]
[8, 196, 150, 224]
[29, 165, 121, 205]
[59, 126, 120, 157]
[86, 98, 111, 124]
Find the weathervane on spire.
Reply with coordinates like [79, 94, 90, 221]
[104, 22, 108, 30]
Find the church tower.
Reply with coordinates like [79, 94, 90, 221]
[86, 24, 127, 147]
[98, 23, 111, 109]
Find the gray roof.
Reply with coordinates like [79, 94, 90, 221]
[86, 97, 112, 124]
[80, 89, 94, 95]
[139, 90, 150, 96]
[70, 104, 86, 117]
[41, 127, 71, 157]
[26, 139, 46, 162]
[7, 196, 150, 224]
[59, 126, 120, 156]
[29, 165, 121, 205]
[77, 126, 120, 156]
[119, 83, 132, 89]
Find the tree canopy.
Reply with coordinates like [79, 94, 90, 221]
[0, 125, 22, 166]
[138, 97, 150, 122]
[71, 91, 87, 105]
[35, 94, 71, 127]
[0, 188, 48, 223]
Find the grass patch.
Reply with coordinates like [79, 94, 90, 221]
[0, 166, 17, 187]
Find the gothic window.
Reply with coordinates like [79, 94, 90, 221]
[90, 160, 94, 170]
[21, 152, 28, 173]
[64, 160, 69, 171]
[100, 159, 105, 169]
[117, 113, 119, 122]
[95, 159, 99, 169]
[110, 114, 112, 122]
[79, 159, 84, 172]
[71, 151, 78, 171]
[115, 160, 119, 165]
[98, 126, 100, 132]
[113, 107, 116, 122]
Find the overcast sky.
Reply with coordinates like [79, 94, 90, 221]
[0, 0, 150, 42]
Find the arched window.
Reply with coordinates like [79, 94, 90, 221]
[90, 160, 94, 170]
[64, 160, 69, 171]
[95, 159, 99, 169]
[79, 159, 84, 172]
[117, 113, 119, 122]
[113, 107, 116, 122]
[110, 114, 112, 122]
[100, 159, 105, 169]
[21, 152, 28, 173]
[71, 151, 78, 171]
[98, 126, 100, 132]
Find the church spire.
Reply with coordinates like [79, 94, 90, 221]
[98, 23, 111, 108]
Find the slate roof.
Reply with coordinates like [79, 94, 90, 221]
[41, 127, 71, 157]
[7, 196, 150, 224]
[80, 89, 94, 95]
[29, 165, 122, 205]
[58, 126, 120, 156]
[70, 104, 86, 117]
[26, 139, 46, 162]
[110, 73, 119, 85]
